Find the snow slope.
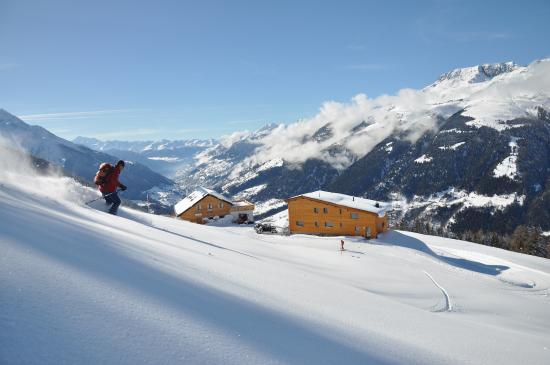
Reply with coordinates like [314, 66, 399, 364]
[1, 173, 550, 364]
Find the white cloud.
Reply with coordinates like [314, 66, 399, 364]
[18, 109, 147, 121]
[240, 88, 446, 170]
[219, 130, 251, 148]
[450, 31, 511, 42]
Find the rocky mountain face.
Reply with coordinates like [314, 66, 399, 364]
[178, 60, 550, 229]
[0, 110, 177, 202]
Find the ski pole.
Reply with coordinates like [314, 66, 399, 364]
[85, 189, 121, 205]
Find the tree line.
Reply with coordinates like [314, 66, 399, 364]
[394, 220, 550, 259]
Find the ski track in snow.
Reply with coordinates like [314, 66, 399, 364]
[423, 270, 452, 312]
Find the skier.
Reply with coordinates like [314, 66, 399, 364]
[94, 160, 127, 215]
[340, 239, 345, 251]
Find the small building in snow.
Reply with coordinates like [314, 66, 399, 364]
[287, 190, 389, 238]
[174, 187, 233, 224]
[174, 187, 255, 224]
[230, 200, 255, 223]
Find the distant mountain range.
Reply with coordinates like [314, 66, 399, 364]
[0, 109, 178, 203]
[72, 136, 216, 153]
[73, 136, 216, 178]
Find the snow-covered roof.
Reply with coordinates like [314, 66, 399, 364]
[290, 190, 390, 217]
[230, 200, 255, 213]
[174, 187, 232, 216]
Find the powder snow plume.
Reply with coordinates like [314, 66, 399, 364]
[0, 136, 98, 205]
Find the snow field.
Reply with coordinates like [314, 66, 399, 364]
[493, 137, 520, 180]
[1, 175, 550, 364]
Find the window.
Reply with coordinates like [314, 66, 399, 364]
[339, 208, 342, 214]
[219, 202, 224, 208]
[296, 220, 304, 227]
[323, 207, 328, 214]
[350, 213, 359, 219]
[355, 226, 361, 233]
[197, 204, 202, 211]
[325, 221, 333, 228]
[313, 207, 319, 213]
[208, 203, 213, 211]
[314, 221, 319, 228]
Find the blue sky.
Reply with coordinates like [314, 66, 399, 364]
[1, 0, 549, 141]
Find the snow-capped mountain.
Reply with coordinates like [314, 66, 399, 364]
[180, 59, 550, 233]
[430, 61, 520, 87]
[329, 108, 550, 233]
[73, 136, 216, 153]
[0, 109, 178, 201]
[73, 136, 217, 178]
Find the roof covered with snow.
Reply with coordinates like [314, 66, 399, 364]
[289, 190, 390, 217]
[174, 187, 232, 216]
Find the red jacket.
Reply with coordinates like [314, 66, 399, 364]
[99, 165, 122, 193]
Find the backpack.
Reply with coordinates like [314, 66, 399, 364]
[94, 162, 113, 186]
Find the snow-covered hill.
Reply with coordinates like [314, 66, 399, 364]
[1, 150, 549, 364]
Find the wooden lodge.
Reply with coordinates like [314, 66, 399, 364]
[287, 191, 389, 238]
[174, 187, 233, 224]
[174, 187, 255, 224]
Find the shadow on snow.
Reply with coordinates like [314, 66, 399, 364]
[375, 231, 509, 276]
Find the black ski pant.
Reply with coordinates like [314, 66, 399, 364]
[103, 191, 121, 215]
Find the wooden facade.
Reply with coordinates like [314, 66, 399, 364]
[177, 195, 232, 224]
[287, 196, 388, 237]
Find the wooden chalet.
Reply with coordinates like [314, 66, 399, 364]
[174, 187, 233, 224]
[287, 191, 389, 238]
